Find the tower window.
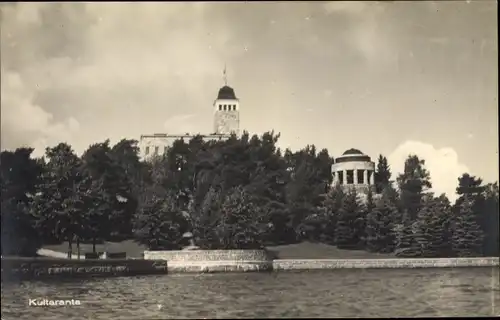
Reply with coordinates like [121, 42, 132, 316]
[145, 146, 150, 155]
[223, 104, 227, 111]
[219, 104, 222, 111]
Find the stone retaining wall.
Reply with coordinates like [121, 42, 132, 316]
[272, 257, 500, 271]
[3, 255, 498, 280]
[1, 257, 168, 281]
[143, 249, 273, 261]
[143, 250, 274, 273]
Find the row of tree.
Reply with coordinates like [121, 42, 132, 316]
[1, 131, 498, 258]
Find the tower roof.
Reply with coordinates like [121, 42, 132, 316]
[217, 85, 237, 100]
[342, 148, 364, 156]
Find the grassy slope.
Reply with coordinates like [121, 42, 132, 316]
[43, 240, 393, 259]
[43, 240, 147, 258]
[266, 242, 393, 259]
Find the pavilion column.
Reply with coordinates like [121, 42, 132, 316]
[342, 170, 347, 185]
[353, 169, 358, 185]
[334, 171, 339, 184]
[363, 170, 368, 185]
[370, 170, 375, 185]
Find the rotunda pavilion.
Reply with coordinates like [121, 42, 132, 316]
[332, 148, 376, 193]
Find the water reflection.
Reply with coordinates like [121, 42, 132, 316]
[1, 268, 498, 319]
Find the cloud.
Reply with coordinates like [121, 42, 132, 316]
[0, 70, 80, 157]
[0, 3, 233, 155]
[388, 140, 469, 202]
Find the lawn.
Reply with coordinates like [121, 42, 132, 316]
[43, 240, 394, 259]
[266, 242, 393, 259]
[43, 240, 147, 258]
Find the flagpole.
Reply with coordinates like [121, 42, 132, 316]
[223, 63, 227, 86]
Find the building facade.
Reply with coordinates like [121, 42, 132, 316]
[331, 148, 376, 194]
[139, 84, 240, 160]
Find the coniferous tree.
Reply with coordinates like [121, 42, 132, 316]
[453, 173, 495, 256]
[375, 155, 392, 194]
[365, 195, 398, 253]
[381, 184, 401, 217]
[352, 202, 367, 249]
[481, 183, 499, 256]
[435, 194, 454, 256]
[318, 184, 344, 244]
[365, 207, 383, 252]
[335, 188, 360, 249]
[413, 196, 452, 257]
[394, 212, 420, 257]
[456, 173, 485, 196]
[452, 195, 484, 257]
[397, 155, 432, 221]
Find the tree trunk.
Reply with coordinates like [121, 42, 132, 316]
[76, 237, 81, 260]
[68, 237, 73, 259]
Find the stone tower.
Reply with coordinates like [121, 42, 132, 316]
[213, 66, 240, 135]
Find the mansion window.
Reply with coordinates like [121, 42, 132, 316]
[145, 146, 150, 155]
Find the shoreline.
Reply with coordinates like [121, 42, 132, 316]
[272, 257, 500, 270]
[1, 257, 168, 281]
[2, 253, 498, 281]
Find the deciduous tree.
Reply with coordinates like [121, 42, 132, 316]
[0, 148, 43, 256]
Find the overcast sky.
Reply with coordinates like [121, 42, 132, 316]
[1, 1, 497, 201]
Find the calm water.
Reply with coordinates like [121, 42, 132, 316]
[2, 268, 499, 319]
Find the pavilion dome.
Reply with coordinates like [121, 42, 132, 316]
[342, 148, 364, 156]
